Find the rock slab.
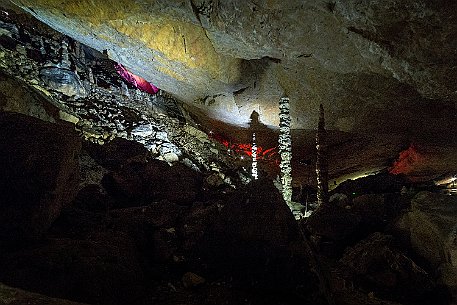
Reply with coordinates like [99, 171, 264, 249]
[0, 112, 81, 245]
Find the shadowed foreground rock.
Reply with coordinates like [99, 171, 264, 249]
[102, 159, 203, 207]
[193, 178, 325, 304]
[0, 282, 89, 305]
[338, 232, 441, 305]
[0, 112, 81, 246]
[0, 235, 145, 305]
[393, 191, 457, 303]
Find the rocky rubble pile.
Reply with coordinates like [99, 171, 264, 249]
[0, 8, 245, 187]
[1, 110, 456, 305]
[0, 111, 324, 305]
[305, 173, 455, 305]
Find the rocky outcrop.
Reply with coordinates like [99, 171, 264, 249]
[393, 191, 457, 302]
[9, 0, 457, 134]
[0, 282, 89, 305]
[102, 159, 203, 207]
[0, 70, 61, 122]
[0, 112, 81, 245]
[0, 235, 145, 305]
[337, 232, 440, 305]
[192, 179, 324, 302]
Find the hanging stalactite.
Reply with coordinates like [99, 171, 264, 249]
[279, 97, 293, 204]
[316, 104, 329, 206]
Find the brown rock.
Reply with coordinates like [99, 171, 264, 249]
[0, 282, 89, 305]
[182, 272, 205, 288]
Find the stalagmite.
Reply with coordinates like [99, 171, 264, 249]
[251, 132, 258, 180]
[316, 104, 329, 206]
[279, 97, 293, 204]
[60, 39, 71, 69]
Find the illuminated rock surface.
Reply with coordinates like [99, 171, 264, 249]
[9, 0, 457, 130]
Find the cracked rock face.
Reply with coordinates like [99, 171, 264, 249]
[7, 0, 457, 133]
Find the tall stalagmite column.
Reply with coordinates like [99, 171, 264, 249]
[279, 97, 293, 204]
[251, 132, 258, 180]
[316, 104, 329, 206]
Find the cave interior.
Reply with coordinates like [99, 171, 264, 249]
[0, 1, 457, 305]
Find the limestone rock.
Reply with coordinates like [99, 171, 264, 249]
[131, 123, 153, 137]
[338, 232, 442, 305]
[39, 66, 87, 98]
[182, 272, 205, 288]
[0, 112, 81, 245]
[0, 282, 89, 305]
[392, 191, 457, 301]
[102, 159, 202, 206]
[307, 205, 362, 256]
[0, 70, 60, 122]
[11, 0, 457, 133]
[84, 137, 150, 171]
[72, 184, 112, 212]
[193, 179, 321, 300]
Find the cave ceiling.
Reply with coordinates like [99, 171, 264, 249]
[6, 0, 456, 134]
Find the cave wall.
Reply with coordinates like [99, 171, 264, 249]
[8, 0, 457, 131]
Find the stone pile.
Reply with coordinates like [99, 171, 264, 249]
[0, 9, 245, 186]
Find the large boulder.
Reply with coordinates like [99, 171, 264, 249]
[0, 234, 145, 305]
[83, 137, 150, 171]
[102, 159, 202, 207]
[392, 191, 457, 301]
[307, 192, 408, 257]
[0, 70, 61, 123]
[337, 232, 443, 305]
[0, 112, 81, 245]
[306, 204, 362, 257]
[192, 179, 323, 302]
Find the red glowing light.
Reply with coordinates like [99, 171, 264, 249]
[208, 131, 277, 160]
[389, 144, 423, 175]
[115, 63, 159, 95]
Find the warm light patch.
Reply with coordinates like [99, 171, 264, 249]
[209, 132, 277, 161]
[108, 19, 241, 81]
[115, 63, 158, 95]
[389, 144, 424, 175]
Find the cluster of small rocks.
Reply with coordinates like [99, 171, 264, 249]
[0, 9, 247, 186]
[0, 111, 323, 305]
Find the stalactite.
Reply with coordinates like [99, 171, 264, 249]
[251, 132, 258, 180]
[316, 104, 329, 206]
[279, 97, 293, 204]
[60, 39, 71, 69]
